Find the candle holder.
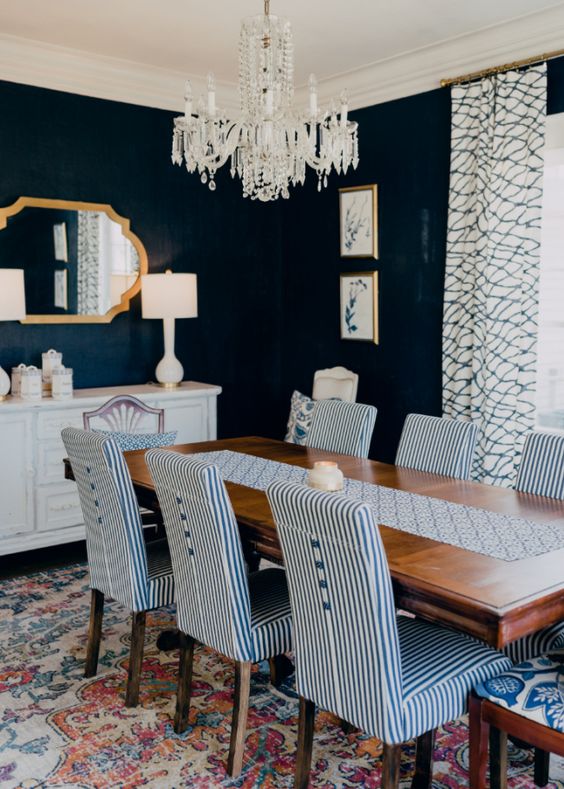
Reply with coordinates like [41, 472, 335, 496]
[307, 461, 344, 492]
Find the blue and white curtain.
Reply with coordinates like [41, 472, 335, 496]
[443, 65, 547, 487]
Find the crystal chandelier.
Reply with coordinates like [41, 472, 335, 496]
[171, 0, 359, 201]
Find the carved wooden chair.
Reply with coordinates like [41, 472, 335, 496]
[145, 449, 293, 778]
[266, 480, 511, 789]
[312, 365, 359, 402]
[470, 653, 564, 789]
[83, 394, 168, 527]
[83, 394, 165, 433]
[61, 428, 175, 707]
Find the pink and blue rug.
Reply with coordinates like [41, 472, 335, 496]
[0, 564, 561, 788]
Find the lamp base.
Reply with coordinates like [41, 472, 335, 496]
[0, 394, 7, 402]
[155, 381, 182, 389]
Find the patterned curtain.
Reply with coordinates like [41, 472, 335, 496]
[77, 211, 101, 315]
[443, 65, 546, 487]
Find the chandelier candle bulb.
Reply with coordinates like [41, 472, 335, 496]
[309, 73, 318, 116]
[184, 81, 193, 119]
[207, 73, 216, 116]
[307, 461, 344, 492]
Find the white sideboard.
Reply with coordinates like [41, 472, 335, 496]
[0, 381, 221, 556]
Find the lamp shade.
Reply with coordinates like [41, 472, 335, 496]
[141, 272, 198, 319]
[0, 269, 26, 321]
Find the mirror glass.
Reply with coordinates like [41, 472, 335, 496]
[0, 199, 147, 323]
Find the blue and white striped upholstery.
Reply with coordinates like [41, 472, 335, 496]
[146, 450, 292, 663]
[395, 413, 478, 479]
[61, 428, 175, 612]
[266, 481, 511, 744]
[306, 399, 376, 458]
[515, 431, 564, 499]
[506, 432, 564, 662]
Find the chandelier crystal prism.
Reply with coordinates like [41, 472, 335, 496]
[171, 0, 359, 201]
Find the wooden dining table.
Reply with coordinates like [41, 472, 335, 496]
[65, 435, 564, 650]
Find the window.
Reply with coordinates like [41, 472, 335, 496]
[536, 114, 564, 431]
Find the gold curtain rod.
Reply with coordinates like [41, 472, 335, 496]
[440, 46, 564, 88]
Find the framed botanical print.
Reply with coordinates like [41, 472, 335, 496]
[340, 271, 378, 343]
[339, 184, 378, 258]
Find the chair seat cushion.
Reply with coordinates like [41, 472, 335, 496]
[398, 616, 512, 741]
[285, 391, 316, 445]
[93, 429, 177, 451]
[475, 654, 564, 732]
[145, 539, 175, 610]
[503, 621, 564, 664]
[249, 568, 293, 662]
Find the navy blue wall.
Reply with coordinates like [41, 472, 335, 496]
[2, 58, 563, 459]
[280, 87, 452, 461]
[0, 80, 283, 439]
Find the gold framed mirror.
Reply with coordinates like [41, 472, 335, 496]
[0, 197, 148, 324]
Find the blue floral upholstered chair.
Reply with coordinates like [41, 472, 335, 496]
[469, 653, 564, 789]
[395, 413, 479, 479]
[266, 480, 511, 789]
[61, 428, 175, 707]
[145, 450, 293, 778]
[306, 399, 377, 458]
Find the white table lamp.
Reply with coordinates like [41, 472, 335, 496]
[0, 269, 26, 400]
[141, 270, 197, 387]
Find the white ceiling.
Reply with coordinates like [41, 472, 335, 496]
[1, 0, 564, 110]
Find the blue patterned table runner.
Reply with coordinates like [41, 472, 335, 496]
[192, 450, 564, 562]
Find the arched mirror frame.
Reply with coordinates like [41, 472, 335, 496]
[0, 197, 149, 324]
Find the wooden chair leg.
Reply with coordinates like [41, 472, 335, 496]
[340, 718, 357, 736]
[412, 729, 435, 789]
[381, 743, 402, 789]
[227, 660, 251, 777]
[469, 691, 489, 789]
[125, 611, 146, 708]
[174, 633, 195, 734]
[295, 697, 316, 789]
[268, 654, 294, 686]
[534, 748, 550, 787]
[84, 589, 104, 678]
[489, 727, 508, 789]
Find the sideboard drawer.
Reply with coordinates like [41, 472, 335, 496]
[36, 483, 82, 532]
[37, 440, 68, 484]
[37, 411, 84, 441]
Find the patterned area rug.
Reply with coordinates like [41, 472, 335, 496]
[0, 564, 562, 789]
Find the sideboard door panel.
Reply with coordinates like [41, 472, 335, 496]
[0, 413, 33, 537]
[161, 399, 208, 443]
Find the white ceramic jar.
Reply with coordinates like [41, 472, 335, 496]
[11, 363, 27, 397]
[42, 349, 63, 386]
[20, 365, 42, 401]
[51, 366, 73, 400]
[307, 461, 344, 492]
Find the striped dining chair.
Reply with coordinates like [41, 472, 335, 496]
[145, 449, 293, 778]
[306, 399, 376, 458]
[266, 481, 511, 789]
[61, 428, 175, 707]
[504, 431, 564, 665]
[395, 413, 479, 479]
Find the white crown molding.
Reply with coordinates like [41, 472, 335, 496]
[0, 33, 240, 114]
[307, 4, 564, 110]
[1, 5, 564, 114]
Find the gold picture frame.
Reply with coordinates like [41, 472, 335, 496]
[340, 271, 379, 344]
[0, 197, 148, 324]
[339, 184, 378, 259]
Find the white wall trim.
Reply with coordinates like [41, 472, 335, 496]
[1, 4, 564, 113]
